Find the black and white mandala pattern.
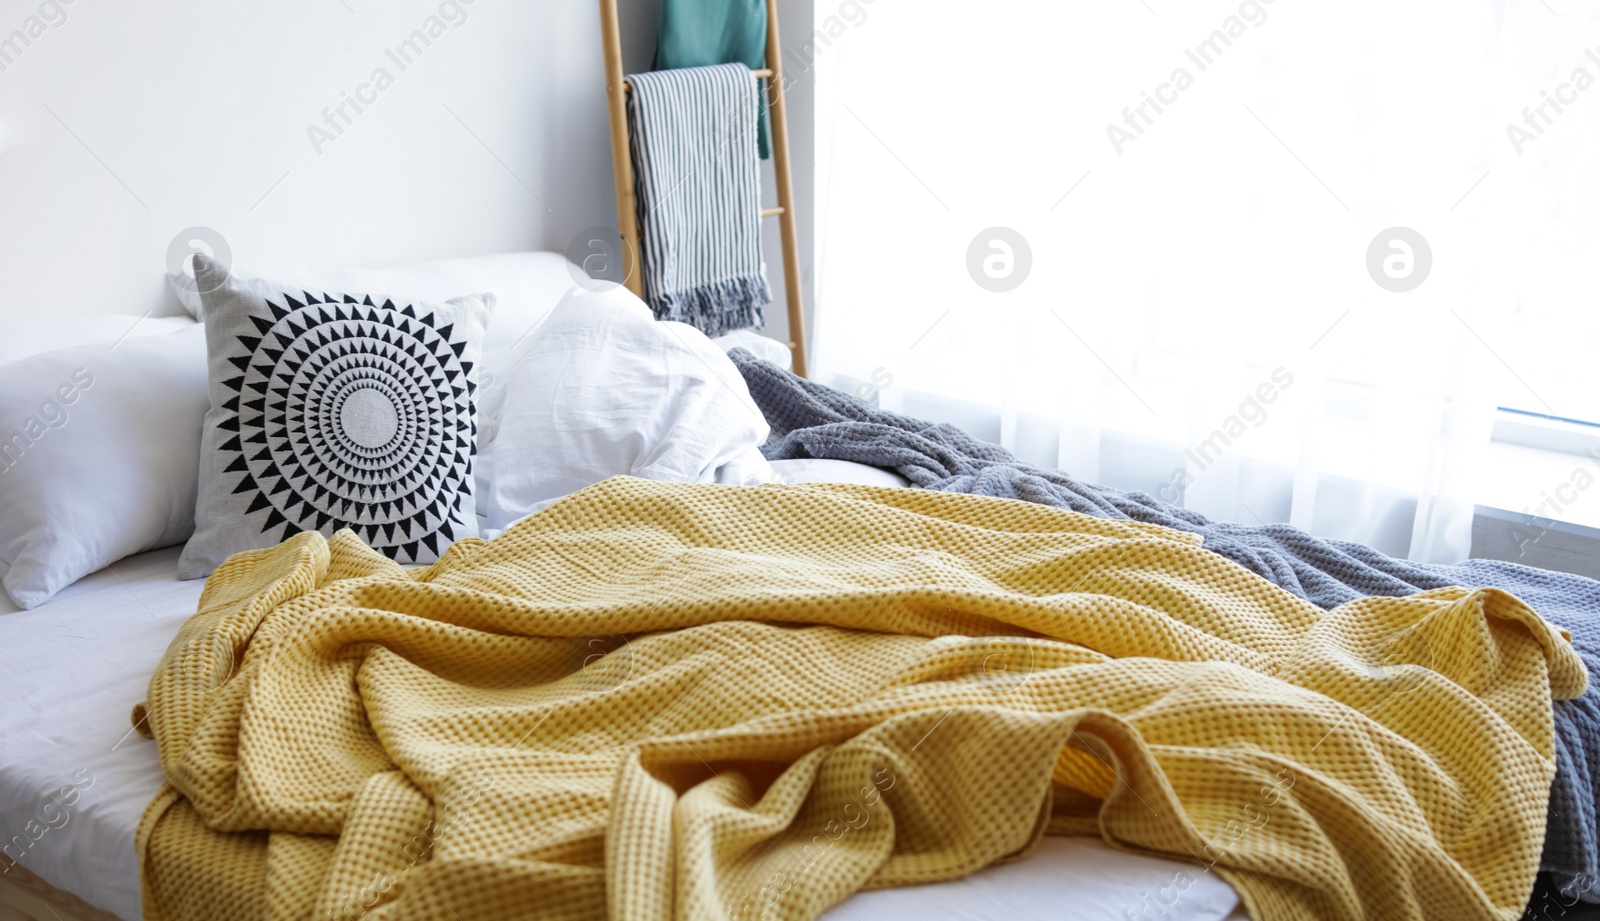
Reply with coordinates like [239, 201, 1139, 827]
[216, 291, 476, 562]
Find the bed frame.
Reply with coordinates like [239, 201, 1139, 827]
[0, 863, 120, 921]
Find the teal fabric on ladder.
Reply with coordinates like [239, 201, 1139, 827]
[654, 0, 772, 159]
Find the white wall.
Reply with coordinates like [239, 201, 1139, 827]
[0, 0, 812, 351]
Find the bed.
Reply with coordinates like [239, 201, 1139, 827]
[0, 251, 1586, 921]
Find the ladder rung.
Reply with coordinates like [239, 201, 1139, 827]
[643, 206, 775, 232]
[623, 67, 773, 95]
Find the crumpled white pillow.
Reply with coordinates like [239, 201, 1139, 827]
[475, 285, 774, 532]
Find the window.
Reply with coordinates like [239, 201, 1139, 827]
[810, 0, 1600, 553]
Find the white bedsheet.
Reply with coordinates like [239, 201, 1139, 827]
[0, 463, 1245, 921]
[0, 547, 199, 920]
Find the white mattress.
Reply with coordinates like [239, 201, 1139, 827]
[0, 462, 1245, 921]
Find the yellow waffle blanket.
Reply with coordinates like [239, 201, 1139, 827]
[135, 478, 1586, 921]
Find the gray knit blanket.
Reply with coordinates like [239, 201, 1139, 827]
[729, 349, 1600, 901]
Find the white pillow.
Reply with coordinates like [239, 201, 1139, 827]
[0, 326, 209, 609]
[713, 329, 793, 370]
[167, 251, 582, 352]
[0, 314, 196, 366]
[769, 458, 910, 489]
[475, 285, 774, 532]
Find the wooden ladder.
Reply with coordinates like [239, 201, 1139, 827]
[597, 0, 809, 378]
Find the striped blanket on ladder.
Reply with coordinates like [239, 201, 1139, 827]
[626, 62, 771, 336]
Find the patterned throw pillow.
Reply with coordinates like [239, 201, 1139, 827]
[177, 255, 494, 579]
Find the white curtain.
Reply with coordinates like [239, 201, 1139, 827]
[807, 0, 1600, 562]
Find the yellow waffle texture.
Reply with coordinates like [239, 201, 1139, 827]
[135, 477, 1587, 921]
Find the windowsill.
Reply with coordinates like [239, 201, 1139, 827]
[1472, 413, 1600, 577]
[1478, 412, 1600, 532]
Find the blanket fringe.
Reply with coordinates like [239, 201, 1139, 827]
[650, 273, 770, 338]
